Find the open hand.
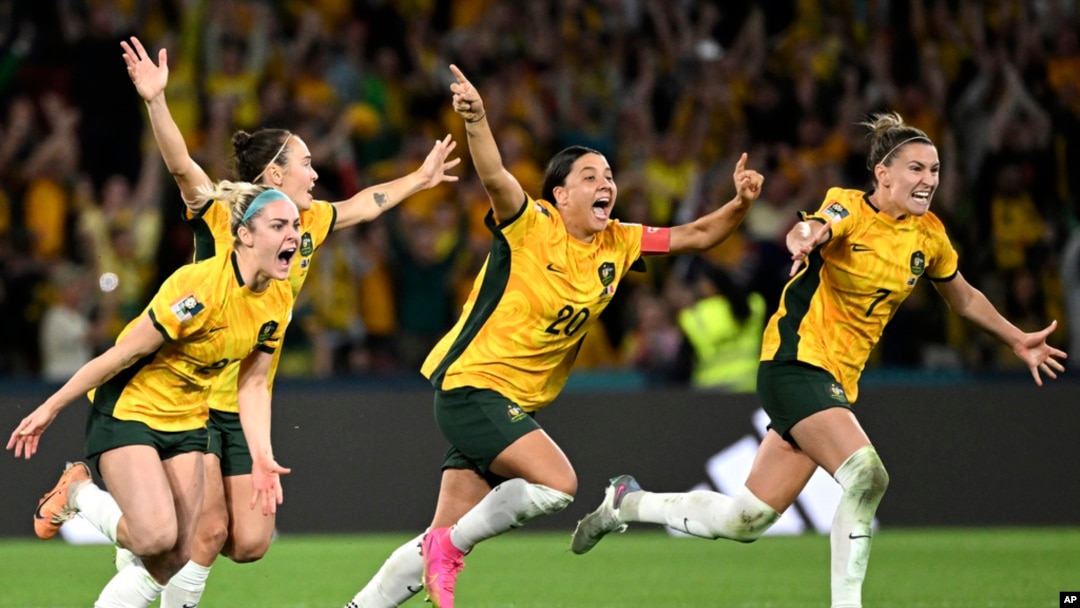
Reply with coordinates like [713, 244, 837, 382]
[250, 458, 292, 515]
[1012, 320, 1067, 386]
[120, 36, 168, 102]
[7, 404, 61, 459]
[416, 134, 461, 189]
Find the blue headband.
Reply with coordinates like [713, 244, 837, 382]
[241, 189, 289, 224]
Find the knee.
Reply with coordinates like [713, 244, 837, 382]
[839, 446, 890, 501]
[723, 491, 780, 543]
[223, 534, 271, 563]
[195, 514, 231, 556]
[126, 527, 178, 559]
[527, 482, 574, 515]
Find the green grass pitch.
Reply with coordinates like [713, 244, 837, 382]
[1, 528, 1076, 607]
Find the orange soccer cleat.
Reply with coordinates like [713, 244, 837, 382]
[33, 461, 91, 540]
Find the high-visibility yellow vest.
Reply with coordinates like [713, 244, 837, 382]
[677, 292, 766, 392]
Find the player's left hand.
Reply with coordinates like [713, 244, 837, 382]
[1012, 320, 1067, 386]
[251, 458, 291, 515]
[416, 133, 461, 189]
[449, 64, 485, 122]
[733, 152, 764, 205]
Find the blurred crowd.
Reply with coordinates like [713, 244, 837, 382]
[0, 0, 1076, 387]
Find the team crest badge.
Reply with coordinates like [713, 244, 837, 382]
[300, 232, 314, 256]
[826, 382, 848, 403]
[597, 261, 616, 287]
[257, 320, 280, 343]
[170, 294, 204, 322]
[909, 251, 926, 276]
[506, 403, 528, 423]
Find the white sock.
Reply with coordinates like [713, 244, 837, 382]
[624, 488, 778, 541]
[830, 446, 889, 608]
[94, 561, 164, 608]
[450, 479, 573, 553]
[74, 483, 122, 545]
[345, 533, 424, 608]
[160, 560, 211, 608]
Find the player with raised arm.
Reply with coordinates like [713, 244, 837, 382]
[571, 112, 1066, 608]
[344, 64, 763, 608]
[9, 182, 298, 608]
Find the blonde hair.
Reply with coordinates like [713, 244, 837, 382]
[192, 180, 278, 242]
[859, 112, 933, 172]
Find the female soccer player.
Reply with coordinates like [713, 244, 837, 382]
[115, 35, 460, 607]
[7, 182, 298, 608]
[571, 112, 1067, 608]
[345, 64, 763, 608]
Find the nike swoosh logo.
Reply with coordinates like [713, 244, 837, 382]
[546, 263, 565, 274]
[850, 244, 872, 252]
[34, 491, 58, 521]
[208, 326, 228, 333]
[182, 604, 198, 608]
[407, 585, 422, 594]
[848, 533, 872, 540]
[613, 483, 630, 505]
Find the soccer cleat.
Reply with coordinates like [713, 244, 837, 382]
[571, 474, 642, 555]
[421, 527, 466, 608]
[34, 461, 91, 540]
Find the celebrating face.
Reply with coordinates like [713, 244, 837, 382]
[243, 198, 301, 283]
[274, 137, 319, 211]
[555, 152, 617, 241]
[877, 143, 939, 218]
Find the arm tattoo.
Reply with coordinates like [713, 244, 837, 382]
[374, 192, 389, 208]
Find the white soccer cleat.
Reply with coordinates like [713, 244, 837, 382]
[571, 474, 642, 554]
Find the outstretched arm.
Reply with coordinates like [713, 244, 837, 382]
[934, 273, 1067, 385]
[237, 349, 291, 515]
[667, 153, 763, 255]
[7, 317, 164, 458]
[121, 36, 212, 209]
[449, 64, 525, 222]
[331, 134, 460, 230]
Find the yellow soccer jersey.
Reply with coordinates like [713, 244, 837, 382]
[90, 251, 292, 432]
[422, 195, 644, 411]
[186, 198, 336, 412]
[760, 187, 959, 402]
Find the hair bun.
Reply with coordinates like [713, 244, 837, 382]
[232, 131, 253, 151]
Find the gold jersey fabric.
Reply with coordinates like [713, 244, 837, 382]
[760, 187, 959, 403]
[90, 252, 293, 432]
[422, 196, 644, 412]
[186, 199, 337, 412]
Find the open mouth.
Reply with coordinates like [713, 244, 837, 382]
[912, 191, 932, 204]
[277, 247, 297, 268]
[592, 197, 611, 220]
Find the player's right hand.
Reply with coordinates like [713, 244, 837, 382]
[250, 458, 292, 515]
[6, 405, 60, 459]
[120, 36, 168, 102]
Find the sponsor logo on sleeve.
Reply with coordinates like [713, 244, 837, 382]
[171, 295, 205, 322]
[822, 202, 849, 222]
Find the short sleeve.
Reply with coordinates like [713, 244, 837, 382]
[924, 213, 960, 281]
[303, 200, 338, 250]
[147, 264, 214, 341]
[801, 187, 855, 241]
